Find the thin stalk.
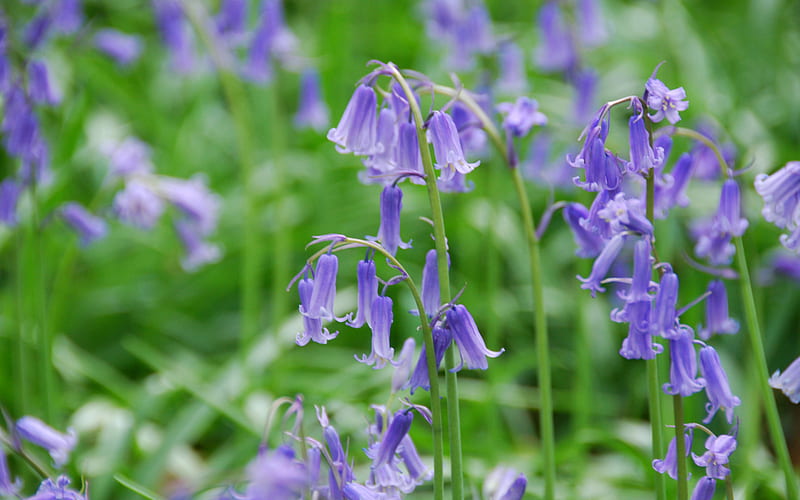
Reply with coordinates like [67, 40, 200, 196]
[672, 395, 688, 500]
[389, 65, 462, 500]
[31, 190, 54, 422]
[180, 2, 262, 358]
[734, 236, 799, 499]
[423, 80, 556, 500]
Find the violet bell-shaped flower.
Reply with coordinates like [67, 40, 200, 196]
[301, 253, 341, 322]
[428, 110, 480, 179]
[496, 41, 527, 95]
[535, 1, 575, 73]
[698, 280, 739, 340]
[597, 192, 654, 236]
[447, 304, 504, 370]
[244, 445, 308, 499]
[450, 101, 487, 156]
[29, 475, 86, 500]
[652, 426, 693, 480]
[577, 232, 626, 296]
[692, 433, 737, 479]
[699, 345, 741, 423]
[158, 175, 220, 235]
[690, 477, 716, 500]
[484, 466, 527, 500]
[646, 65, 689, 124]
[356, 295, 395, 369]
[94, 29, 143, 66]
[651, 269, 681, 339]
[327, 85, 379, 156]
[108, 137, 154, 177]
[769, 355, 800, 404]
[294, 69, 329, 132]
[28, 61, 61, 106]
[407, 325, 452, 394]
[391, 338, 416, 393]
[60, 202, 107, 246]
[755, 161, 800, 231]
[713, 179, 748, 237]
[420, 249, 441, 316]
[363, 107, 398, 175]
[374, 410, 413, 467]
[576, 0, 607, 47]
[348, 258, 378, 328]
[398, 433, 432, 485]
[113, 181, 165, 230]
[663, 329, 705, 396]
[654, 152, 693, 218]
[174, 220, 221, 271]
[152, 0, 195, 73]
[16, 416, 77, 468]
[395, 121, 424, 181]
[628, 99, 664, 173]
[296, 276, 338, 346]
[371, 185, 410, 256]
[563, 202, 605, 258]
[618, 300, 661, 360]
[497, 97, 548, 138]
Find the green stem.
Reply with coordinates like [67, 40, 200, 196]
[389, 65, 462, 500]
[673, 395, 688, 500]
[180, 2, 262, 358]
[726, 476, 735, 500]
[734, 236, 799, 500]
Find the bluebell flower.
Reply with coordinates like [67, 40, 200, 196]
[94, 29, 143, 67]
[398, 433, 432, 485]
[296, 277, 338, 346]
[577, 232, 626, 296]
[450, 102, 487, 157]
[535, 1, 575, 73]
[650, 269, 681, 340]
[563, 202, 604, 258]
[428, 110, 480, 179]
[576, 0, 607, 47]
[654, 153, 693, 218]
[363, 108, 398, 175]
[28, 61, 61, 106]
[484, 466, 527, 500]
[755, 161, 800, 242]
[652, 426, 693, 480]
[316, 407, 355, 496]
[2, 85, 42, 161]
[301, 253, 340, 322]
[158, 175, 220, 236]
[573, 68, 597, 125]
[348, 259, 378, 328]
[215, 0, 248, 40]
[113, 181, 165, 229]
[372, 185, 410, 256]
[395, 122, 424, 181]
[645, 65, 689, 124]
[628, 100, 664, 174]
[0, 447, 20, 496]
[16, 416, 77, 468]
[448, 4, 494, 70]
[713, 179, 748, 237]
[374, 410, 413, 468]
[664, 329, 705, 396]
[618, 301, 660, 360]
[0, 179, 21, 226]
[29, 475, 86, 500]
[152, 0, 195, 73]
[436, 170, 473, 193]
[107, 137, 154, 177]
[60, 202, 107, 246]
[356, 295, 395, 369]
[174, 220, 221, 271]
[407, 326, 452, 394]
[769, 355, 800, 403]
[244, 445, 308, 499]
[497, 97, 547, 138]
[294, 69, 329, 132]
[327, 85, 379, 156]
[690, 477, 716, 500]
[391, 338, 416, 393]
[597, 192, 653, 237]
[692, 433, 737, 479]
[447, 304, 504, 370]
[698, 345, 741, 423]
[421, 249, 441, 316]
[692, 217, 735, 266]
[53, 0, 83, 34]
[698, 280, 739, 340]
[24, 13, 52, 49]
[496, 41, 527, 95]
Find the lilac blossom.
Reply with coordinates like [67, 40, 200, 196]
[645, 66, 689, 124]
[497, 97, 547, 138]
[158, 175, 220, 235]
[113, 181, 165, 229]
[692, 217, 735, 266]
[60, 202, 107, 246]
[597, 192, 653, 236]
[663, 329, 705, 396]
[243, 445, 308, 499]
[573, 69, 597, 124]
[174, 220, 221, 271]
[436, 170, 473, 193]
[576, 0, 607, 47]
[535, 1, 575, 73]
[0, 447, 19, 496]
[0, 179, 21, 226]
[563, 202, 604, 258]
[654, 152, 693, 218]
[327, 85, 379, 156]
[428, 110, 480, 179]
[28, 61, 61, 106]
[450, 102, 487, 156]
[152, 0, 195, 73]
[374, 410, 413, 467]
[28, 475, 86, 500]
[447, 304, 504, 370]
[348, 259, 378, 328]
[243, 0, 298, 82]
[356, 295, 395, 369]
[371, 185, 410, 256]
[301, 253, 340, 322]
[698, 280, 739, 340]
[294, 69, 329, 132]
[769, 355, 800, 404]
[484, 466, 527, 500]
[363, 108, 398, 175]
[94, 29, 143, 66]
[420, 249, 441, 316]
[215, 0, 248, 40]
[391, 338, 416, 393]
[398, 433, 432, 485]
[652, 426, 693, 480]
[692, 433, 737, 479]
[628, 100, 664, 173]
[577, 233, 626, 296]
[689, 124, 736, 180]
[53, 0, 83, 34]
[690, 477, 716, 500]
[296, 276, 338, 346]
[108, 137, 154, 177]
[395, 122, 424, 181]
[712, 180, 748, 237]
[699, 345, 741, 424]
[16, 416, 77, 468]
[755, 161, 800, 250]
[651, 270, 681, 340]
[407, 326, 452, 394]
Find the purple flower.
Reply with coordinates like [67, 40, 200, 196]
[769, 355, 800, 404]
[215, 0, 248, 39]
[108, 137, 154, 177]
[407, 326, 452, 394]
[618, 301, 660, 360]
[356, 295, 395, 369]
[113, 181, 165, 229]
[436, 170, 473, 193]
[616, 237, 653, 304]
[158, 175, 220, 235]
[327, 85, 379, 156]
[663, 329, 705, 396]
[60, 202, 107, 246]
[421, 249, 441, 316]
[243, 0, 298, 83]
[654, 152, 693, 218]
[363, 107, 398, 175]
[29, 475, 86, 500]
[577, 232, 626, 296]
[24, 13, 52, 49]
[698, 280, 739, 340]
[0, 447, 20, 496]
[497, 97, 547, 138]
[28, 61, 61, 106]
[690, 477, 716, 500]
[152, 0, 194, 73]
[348, 259, 378, 328]
[392, 338, 416, 393]
[301, 253, 340, 322]
[0, 179, 21, 226]
[295, 276, 338, 346]
[244, 445, 308, 499]
[395, 122, 424, 181]
[94, 29, 143, 66]
[374, 410, 413, 467]
[597, 193, 653, 237]
[294, 69, 329, 132]
[428, 110, 480, 179]
[535, 1, 575, 73]
[652, 426, 693, 480]
[484, 466, 527, 500]
[628, 101, 664, 173]
[692, 218, 735, 266]
[398, 433, 432, 484]
[563, 202, 605, 258]
[755, 161, 800, 230]
[450, 101, 487, 157]
[651, 270, 681, 340]
[372, 185, 410, 256]
[576, 0, 607, 46]
[495, 41, 527, 95]
[699, 345, 741, 423]
[16, 416, 77, 468]
[713, 179, 748, 237]
[573, 68, 597, 125]
[645, 65, 689, 124]
[174, 220, 221, 271]
[447, 304, 504, 370]
[692, 433, 737, 479]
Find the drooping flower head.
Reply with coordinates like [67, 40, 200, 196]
[327, 85, 379, 156]
[60, 202, 107, 246]
[698, 345, 741, 423]
[698, 280, 739, 340]
[29, 475, 86, 500]
[628, 99, 664, 174]
[663, 329, 705, 397]
[497, 97, 547, 138]
[16, 416, 77, 468]
[690, 477, 717, 500]
[300, 253, 340, 322]
[294, 69, 329, 132]
[645, 64, 689, 124]
[407, 326, 452, 394]
[356, 295, 395, 369]
[296, 275, 338, 346]
[348, 258, 378, 329]
[371, 185, 411, 256]
[535, 1, 575, 73]
[769, 355, 800, 404]
[483, 466, 527, 500]
[652, 426, 693, 480]
[577, 232, 626, 296]
[446, 304, 504, 370]
[244, 445, 309, 499]
[428, 110, 480, 179]
[94, 29, 143, 67]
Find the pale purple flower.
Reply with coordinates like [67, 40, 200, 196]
[391, 338, 416, 393]
[327, 85, 379, 156]
[495, 41, 527, 95]
[215, 0, 248, 39]
[0, 179, 21, 226]
[53, 0, 83, 34]
[372, 185, 410, 256]
[356, 295, 395, 369]
[374, 410, 413, 467]
[576, 0, 607, 46]
[699, 345, 741, 423]
[651, 270, 681, 340]
[436, 170, 473, 193]
[769, 355, 800, 404]
[398, 433, 432, 485]
[449, 4, 494, 70]
[428, 110, 480, 179]
[0, 447, 20, 496]
[713, 180, 748, 237]
[348, 259, 378, 328]
[755, 161, 800, 245]
[618, 301, 660, 360]
[243, 0, 298, 82]
[24, 13, 52, 49]
[113, 181, 165, 229]
[577, 233, 626, 296]
[152, 0, 194, 73]
[450, 101, 487, 157]
[563, 202, 604, 258]
[296, 276, 337, 346]
[652, 426, 693, 480]
[395, 122, 424, 181]
[108, 137, 154, 177]
[535, 1, 575, 73]
[301, 253, 340, 322]
[692, 433, 737, 479]
[447, 304, 504, 370]
[244, 445, 308, 499]
[28, 61, 61, 106]
[690, 477, 716, 500]
[628, 100, 664, 173]
[484, 466, 527, 500]
[664, 329, 705, 396]
[407, 326, 452, 394]
[60, 202, 107, 246]
[158, 175, 220, 235]
[646, 66, 689, 124]
[692, 218, 735, 266]
[294, 69, 329, 132]
[573, 68, 597, 124]
[420, 249, 441, 316]
[497, 97, 547, 138]
[597, 192, 653, 236]
[363, 107, 398, 174]
[28, 475, 85, 500]
[174, 220, 221, 271]
[94, 29, 143, 66]
[16, 416, 77, 468]
[698, 280, 739, 340]
[654, 153, 693, 218]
